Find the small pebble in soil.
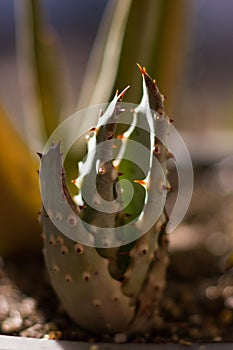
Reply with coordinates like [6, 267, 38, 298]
[213, 336, 223, 342]
[20, 324, 44, 338]
[179, 339, 192, 346]
[225, 296, 233, 308]
[1, 310, 23, 333]
[18, 297, 36, 317]
[89, 345, 99, 350]
[48, 330, 62, 340]
[198, 346, 207, 350]
[113, 333, 127, 343]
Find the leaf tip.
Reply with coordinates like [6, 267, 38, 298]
[136, 63, 147, 76]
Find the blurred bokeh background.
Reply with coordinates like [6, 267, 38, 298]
[0, 0, 107, 132]
[0, 0, 232, 260]
[1, 1, 233, 160]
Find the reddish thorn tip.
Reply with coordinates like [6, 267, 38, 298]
[117, 85, 130, 100]
[136, 63, 147, 76]
[134, 179, 146, 186]
[106, 131, 114, 140]
[153, 144, 161, 155]
[98, 167, 105, 175]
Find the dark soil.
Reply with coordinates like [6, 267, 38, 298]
[0, 165, 232, 344]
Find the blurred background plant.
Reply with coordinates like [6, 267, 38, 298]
[0, 0, 233, 267]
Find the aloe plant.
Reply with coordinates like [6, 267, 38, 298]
[0, 0, 188, 257]
[39, 66, 171, 335]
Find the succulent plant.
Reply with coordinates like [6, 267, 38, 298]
[39, 66, 171, 335]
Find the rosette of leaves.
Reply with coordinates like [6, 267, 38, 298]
[39, 66, 172, 335]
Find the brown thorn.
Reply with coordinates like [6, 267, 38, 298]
[136, 63, 146, 76]
[79, 205, 87, 210]
[99, 167, 105, 175]
[153, 144, 161, 155]
[167, 152, 176, 160]
[106, 131, 114, 140]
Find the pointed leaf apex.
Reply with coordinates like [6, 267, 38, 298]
[137, 63, 147, 76]
[117, 85, 130, 100]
